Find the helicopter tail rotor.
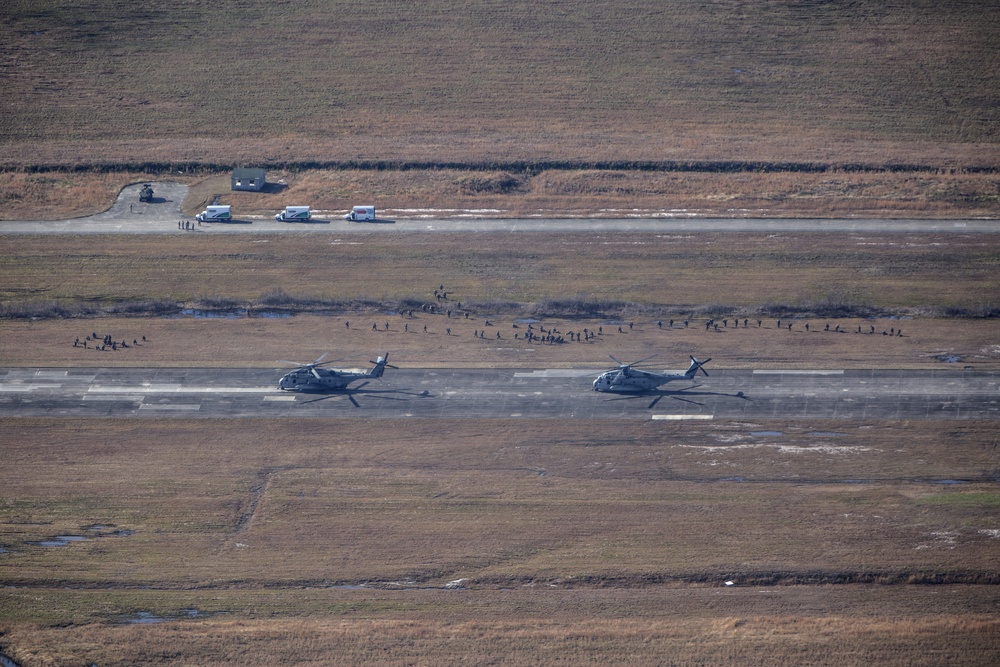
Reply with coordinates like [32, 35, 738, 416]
[688, 355, 711, 377]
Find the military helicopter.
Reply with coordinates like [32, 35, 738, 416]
[138, 183, 154, 202]
[593, 354, 710, 392]
[277, 353, 393, 391]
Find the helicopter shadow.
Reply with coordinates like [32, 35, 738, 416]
[297, 382, 432, 407]
[602, 384, 751, 410]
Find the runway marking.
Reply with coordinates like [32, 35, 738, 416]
[263, 395, 297, 401]
[514, 370, 598, 378]
[89, 386, 276, 394]
[0, 384, 65, 392]
[83, 394, 145, 401]
[753, 370, 844, 375]
[651, 414, 714, 420]
[138, 404, 201, 411]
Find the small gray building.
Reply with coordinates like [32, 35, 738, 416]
[231, 168, 266, 192]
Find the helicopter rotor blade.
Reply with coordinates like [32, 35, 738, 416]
[314, 355, 355, 368]
[691, 356, 711, 376]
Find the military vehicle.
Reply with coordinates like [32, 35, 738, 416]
[278, 353, 394, 391]
[138, 184, 154, 202]
[593, 355, 710, 392]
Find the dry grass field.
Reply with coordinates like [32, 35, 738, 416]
[1, 230, 998, 370]
[1, 418, 999, 665]
[1, 1, 998, 168]
[1, 312, 999, 372]
[2, 232, 999, 315]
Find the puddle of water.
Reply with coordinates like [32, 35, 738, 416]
[809, 431, 848, 437]
[933, 479, 969, 485]
[183, 308, 243, 319]
[751, 431, 784, 437]
[126, 611, 166, 624]
[936, 355, 962, 363]
[33, 535, 88, 547]
[515, 318, 541, 324]
[122, 609, 209, 624]
[163, 308, 292, 319]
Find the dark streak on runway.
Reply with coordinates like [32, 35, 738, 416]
[0, 367, 997, 419]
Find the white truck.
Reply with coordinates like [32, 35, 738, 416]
[275, 205, 311, 222]
[196, 205, 232, 222]
[345, 205, 376, 222]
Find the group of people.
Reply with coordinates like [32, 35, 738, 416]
[701, 318, 904, 336]
[73, 332, 147, 351]
[177, 220, 200, 230]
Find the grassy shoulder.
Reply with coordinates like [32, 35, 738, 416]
[1, 232, 998, 314]
[2, 168, 998, 221]
[2, 593, 999, 666]
[0, 313, 996, 370]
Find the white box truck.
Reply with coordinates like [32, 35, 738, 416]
[196, 205, 232, 222]
[345, 205, 376, 221]
[275, 205, 311, 222]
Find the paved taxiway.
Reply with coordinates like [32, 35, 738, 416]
[1, 367, 996, 420]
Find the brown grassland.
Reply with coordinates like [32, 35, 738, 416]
[2, 418, 1000, 665]
[1, 0, 998, 167]
[2, 0, 1000, 663]
[0, 230, 998, 370]
[1, 232, 999, 317]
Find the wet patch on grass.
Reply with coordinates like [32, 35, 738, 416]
[14, 524, 133, 552]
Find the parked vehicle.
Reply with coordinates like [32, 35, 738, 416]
[345, 205, 376, 221]
[195, 205, 232, 222]
[275, 205, 311, 222]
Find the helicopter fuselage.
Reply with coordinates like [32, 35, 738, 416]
[278, 354, 388, 391]
[593, 370, 689, 392]
[593, 355, 708, 393]
[278, 368, 368, 391]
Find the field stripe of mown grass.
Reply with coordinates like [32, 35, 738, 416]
[1, 1, 998, 166]
[1, 233, 998, 315]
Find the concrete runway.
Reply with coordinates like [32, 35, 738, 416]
[1, 367, 997, 420]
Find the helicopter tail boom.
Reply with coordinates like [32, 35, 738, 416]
[368, 353, 389, 379]
[684, 356, 711, 379]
